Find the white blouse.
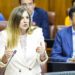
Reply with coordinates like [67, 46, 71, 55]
[0, 27, 48, 75]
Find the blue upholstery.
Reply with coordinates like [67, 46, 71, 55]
[0, 13, 5, 21]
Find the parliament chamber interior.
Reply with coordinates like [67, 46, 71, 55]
[0, 0, 75, 75]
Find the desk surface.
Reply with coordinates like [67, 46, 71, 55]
[48, 61, 75, 64]
[44, 71, 75, 75]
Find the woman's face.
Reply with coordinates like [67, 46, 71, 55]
[19, 10, 30, 31]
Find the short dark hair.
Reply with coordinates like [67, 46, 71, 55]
[19, 0, 35, 4]
[69, 7, 75, 19]
[72, 0, 75, 6]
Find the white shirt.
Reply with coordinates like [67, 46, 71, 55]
[72, 27, 75, 58]
[31, 11, 34, 22]
[0, 27, 48, 75]
[20, 35, 27, 51]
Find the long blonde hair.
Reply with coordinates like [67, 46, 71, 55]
[6, 6, 31, 49]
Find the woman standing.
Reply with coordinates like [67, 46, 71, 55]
[0, 6, 48, 75]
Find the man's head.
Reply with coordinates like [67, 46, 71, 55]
[72, 0, 75, 7]
[69, 7, 75, 25]
[19, 0, 35, 14]
[19, 0, 35, 4]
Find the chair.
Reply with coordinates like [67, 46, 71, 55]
[47, 11, 55, 25]
[0, 21, 7, 31]
[42, 12, 56, 73]
[47, 11, 56, 39]
[52, 25, 67, 38]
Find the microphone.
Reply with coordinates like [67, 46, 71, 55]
[10, 50, 17, 57]
[5, 50, 17, 67]
[3, 50, 17, 75]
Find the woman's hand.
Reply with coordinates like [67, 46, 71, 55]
[2, 50, 13, 64]
[36, 42, 46, 61]
[36, 43, 45, 54]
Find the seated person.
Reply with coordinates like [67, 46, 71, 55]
[65, 0, 75, 26]
[0, 13, 5, 21]
[65, 14, 72, 26]
[51, 7, 75, 62]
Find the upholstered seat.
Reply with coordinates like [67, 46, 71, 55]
[0, 21, 7, 31]
[47, 11, 56, 39]
[47, 11, 55, 25]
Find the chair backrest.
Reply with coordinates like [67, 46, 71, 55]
[47, 11, 55, 25]
[0, 21, 7, 31]
[50, 25, 67, 39]
[47, 11, 56, 39]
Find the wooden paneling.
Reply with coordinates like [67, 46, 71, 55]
[0, 0, 19, 20]
[48, 0, 72, 25]
[35, 0, 49, 11]
[35, 0, 72, 25]
[0, 0, 72, 25]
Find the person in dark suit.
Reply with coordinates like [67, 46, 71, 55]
[65, 0, 75, 26]
[51, 7, 75, 62]
[19, 0, 50, 39]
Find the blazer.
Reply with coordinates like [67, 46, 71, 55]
[0, 27, 48, 75]
[33, 7, 50, 39]
[51, 26, 73, 62]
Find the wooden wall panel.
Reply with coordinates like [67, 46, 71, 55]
[48, 0, 72, 25]
[35, 0, 49, 11]
[35, 0, 72, 25]
[0, 0, 19, 20]
[0, 0, 72, 25]
[55, 0, 66, 25]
